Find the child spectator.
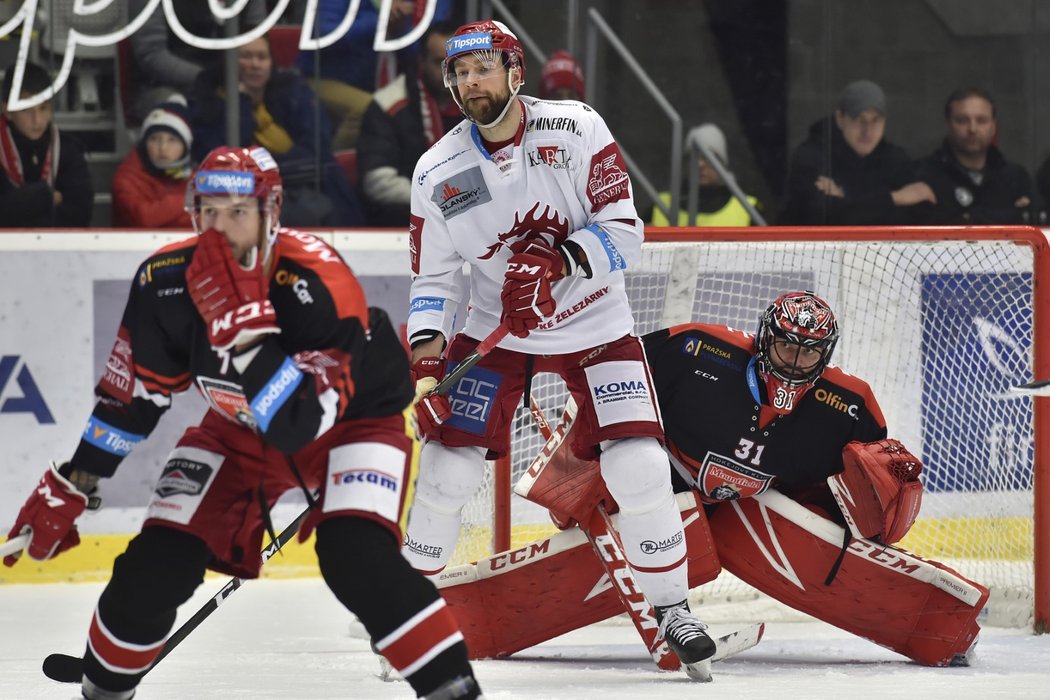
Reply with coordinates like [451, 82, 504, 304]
[112, 96, 194, 228]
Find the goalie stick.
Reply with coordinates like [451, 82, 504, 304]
[41, 504, 311, 684]
[525, 395, 764, 680]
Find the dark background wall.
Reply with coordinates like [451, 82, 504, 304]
[496, 0, 1050, 218]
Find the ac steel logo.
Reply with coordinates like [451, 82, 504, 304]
[449, 376, 497, 428]
[330, 468, 399, 491]
[814, 388, 858, 417]
[0, 5, 441, 112]
[0, 356, 54, 423]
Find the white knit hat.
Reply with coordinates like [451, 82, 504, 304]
[141, 93, 192, 149]
[685, 123, 728, 166]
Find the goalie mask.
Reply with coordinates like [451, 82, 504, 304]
[187, 146, 283, 254]
[755, 291, 839, 411]
[443, 20, 525, 128]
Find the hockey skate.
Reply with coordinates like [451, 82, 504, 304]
[655, 600, 716, 682]
[423, 674, 483, 699]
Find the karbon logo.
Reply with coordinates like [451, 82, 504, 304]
[0, 356, 53, 423]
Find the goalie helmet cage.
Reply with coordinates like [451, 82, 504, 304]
[447, 226, 1049, 633]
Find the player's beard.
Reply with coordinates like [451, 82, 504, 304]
[463, 87, 512, 126]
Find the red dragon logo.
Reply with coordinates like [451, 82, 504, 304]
[477, 202, 571, 260]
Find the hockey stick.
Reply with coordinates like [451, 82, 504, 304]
[1010, 379, 1050, 396]
[525, 395, 764, 679]
[523, 397, 677, 670]
[433, 325, 509, 395]
[41, 505, 312, 684]
[0, 533, 29, 559]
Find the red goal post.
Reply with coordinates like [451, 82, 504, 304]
[453, 226, 1049, 633]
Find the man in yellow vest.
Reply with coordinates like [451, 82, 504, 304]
[650, 123, 762, 227]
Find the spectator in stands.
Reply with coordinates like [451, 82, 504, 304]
[297, 0, 455, 149]
[128, 0, 266, 122]
[538, 50, 585, 101]
[778, 79, 934, 225]
[111, 96, 194, 228]
[189, 34, 364, 226]
[356, 21, 460, 226]
[0, 61, 93, 227]
[650, 123, 763, 227]
[911, 88, 1032, 224]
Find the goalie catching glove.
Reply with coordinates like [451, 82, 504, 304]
[186, 228, 281, 352]
[4, 461, 100, 566]
[500, 239, 566, 338]
[828, 439, 923, 544]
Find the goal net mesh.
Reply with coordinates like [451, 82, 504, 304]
[445, 235, 1039, 627]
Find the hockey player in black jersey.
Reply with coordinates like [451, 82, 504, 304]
[3, 146, 482, 699]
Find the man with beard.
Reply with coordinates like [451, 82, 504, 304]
[912, 87, 1032, 224]
[402, 19, 718, 680]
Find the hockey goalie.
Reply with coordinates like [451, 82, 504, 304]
[434, 292, 987, 669]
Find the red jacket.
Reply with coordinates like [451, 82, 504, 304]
[111, 148, 192, 228]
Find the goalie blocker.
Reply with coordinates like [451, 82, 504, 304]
[434, 405, 986, 667]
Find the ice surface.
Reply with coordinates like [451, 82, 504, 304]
[2, 578, 1048, 699]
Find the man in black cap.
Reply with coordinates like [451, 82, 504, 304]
[911, 87, 1031, 224]
[779, 79, 934, 225]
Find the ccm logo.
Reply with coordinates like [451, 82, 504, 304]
[211, 300, 274, 335]
[488, 540, 552, 571]
[507, 261, 543, 276]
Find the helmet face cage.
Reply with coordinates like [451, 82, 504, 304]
[442, 20, 525, 124]
[186, 146, 284, 244]
[756, 291, 839, 388]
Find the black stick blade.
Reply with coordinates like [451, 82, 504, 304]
[42, 653, 83, 684]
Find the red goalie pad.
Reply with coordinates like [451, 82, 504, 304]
[435, 492, 721, 660]
[829, 439, 923, 544]
[709, 490, 987, 666]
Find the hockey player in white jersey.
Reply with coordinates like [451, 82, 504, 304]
[403, 19, 715, 672]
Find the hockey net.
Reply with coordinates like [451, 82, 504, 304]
[445, 227, 1049, 631]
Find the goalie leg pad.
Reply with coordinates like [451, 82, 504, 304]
[403, 443, 487, 574]
[709, 490, 988, 666]
[436, 492, 721, 659]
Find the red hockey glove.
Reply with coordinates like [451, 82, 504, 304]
[412, 356, 451, 438]
[501, 240, 563, 339]
[508, 239, 566, 283]
[186, 228, 280, 352]
[829, 439, 923, 544]
[4, 462, 90, 566]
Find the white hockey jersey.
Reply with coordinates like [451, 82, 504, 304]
[408, 95, 643, 355]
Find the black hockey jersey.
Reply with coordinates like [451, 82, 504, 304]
[72, 229, 413, 477]
[642, 323, 887, 505]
